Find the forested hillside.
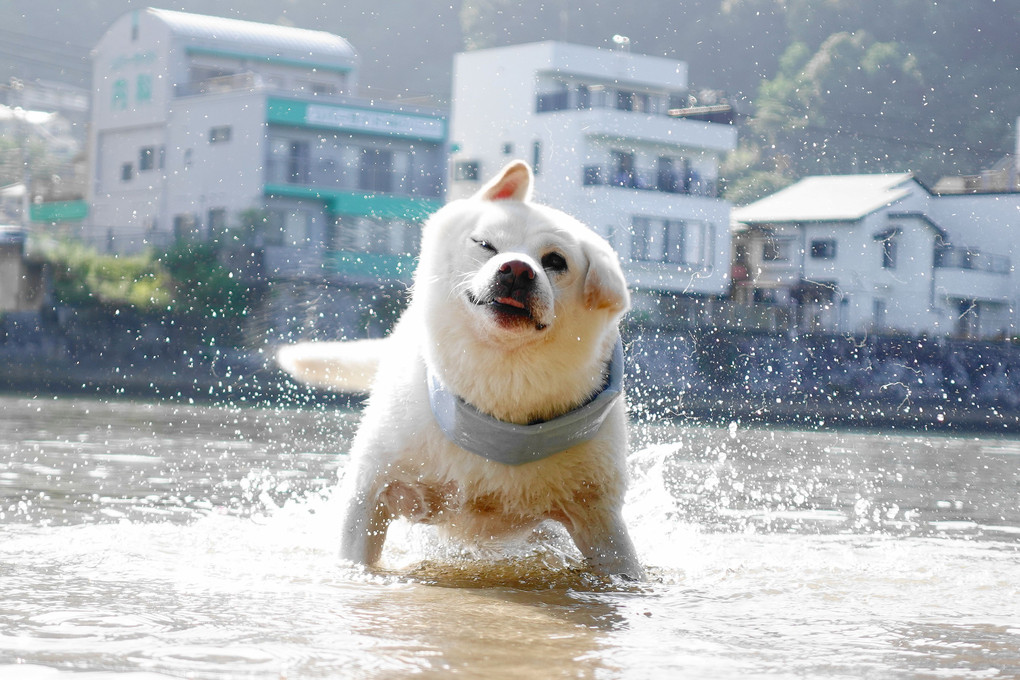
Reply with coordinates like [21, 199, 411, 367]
[2, 0, 1017, 201]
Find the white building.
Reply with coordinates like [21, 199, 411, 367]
[733, 174, 1020, 339]
[88, 8, 446, 285]
[449, 41, 737, 318]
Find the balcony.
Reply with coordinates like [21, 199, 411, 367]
[934, 246, 1011, 301]
[582, 165, 717, 198]
[935, 246, 1010, 274]
[175, 72, 259, 97]
[536, 96, 736, 151]
[263, 159, 443, 199]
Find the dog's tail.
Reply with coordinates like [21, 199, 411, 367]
[276, 338, 386, 393]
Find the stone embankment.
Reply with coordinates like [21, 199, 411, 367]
[3, 310, 1020, 432]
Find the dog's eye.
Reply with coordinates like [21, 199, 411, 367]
[541, 252, 568, 273]
[471, 238, 498, 254]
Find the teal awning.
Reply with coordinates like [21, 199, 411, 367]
[30, 200, 89, 223]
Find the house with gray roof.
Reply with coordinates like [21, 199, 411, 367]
[732, 174, 1020, 339]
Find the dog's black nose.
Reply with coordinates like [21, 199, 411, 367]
[493, 260, 536, 306]
[498, 260, 536, 283]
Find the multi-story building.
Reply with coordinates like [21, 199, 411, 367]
[448, 41, 737, 321]
[732, 174, 1020, 339]
[88, 8, 446, 295]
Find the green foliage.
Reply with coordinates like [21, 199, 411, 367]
[46, 240, 173, 311]
[43, 240, 250, 319]
[728, 0, 1020, 189]
[158, 242, 251, 319]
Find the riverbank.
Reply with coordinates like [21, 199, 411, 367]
[3, 310, 1020, 433]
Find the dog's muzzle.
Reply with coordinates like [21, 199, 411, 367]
[467, 259, 547, 330]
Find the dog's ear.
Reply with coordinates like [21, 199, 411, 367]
[582, 238, 630, 314]
[477, 161, 533, 202]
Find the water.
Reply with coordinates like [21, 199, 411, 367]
[1, 394, 1018, 679]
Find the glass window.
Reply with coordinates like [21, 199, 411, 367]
[454, 160, 480, 182]
[810, 238, 837, 259]
[208, 208, 228, 241]
[360, 148, 394, 192]
[631, 217, 650, 261]
[631, 217, 688, 264]
[882, 237, 897, 269]
[136, 74, 152, 103]
[611, 151, 635, 187]
[664, 220, 686, 264]
[139, 146, 155, 171]
[288, 141, 310, 184]
[209, 126, 232, 143]
[763, 237, 793, 262]
[111, 79, 128, 110]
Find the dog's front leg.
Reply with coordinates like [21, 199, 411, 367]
[338, 469, 391, 567]
[565, 506, 645, 581]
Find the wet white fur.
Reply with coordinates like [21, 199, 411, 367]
[277, 161, 643, 579]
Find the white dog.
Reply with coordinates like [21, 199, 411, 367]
[278, 161, 643, 579]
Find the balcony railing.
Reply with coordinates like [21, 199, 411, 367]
[263, 159, 443, 199]
[935, 246, 1010, 274]
[175, 73, 259, 97]
[582, 165, 717, 198]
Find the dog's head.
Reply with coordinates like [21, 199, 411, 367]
[416, 161, 629, 350]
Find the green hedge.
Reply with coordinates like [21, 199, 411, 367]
[44, 241, 251, 319]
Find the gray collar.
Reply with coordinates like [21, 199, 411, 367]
[427, 338, 624, 466]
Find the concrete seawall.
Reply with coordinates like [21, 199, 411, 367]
[3, 310, 1020, 432]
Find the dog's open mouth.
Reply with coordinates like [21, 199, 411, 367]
[466, 291, 546, 330]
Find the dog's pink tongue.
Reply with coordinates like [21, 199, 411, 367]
[495, 296, 526, 309]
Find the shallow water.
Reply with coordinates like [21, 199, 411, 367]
[1, 395, 1018, 679]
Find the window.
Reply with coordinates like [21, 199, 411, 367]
[208, 208, 227, 241]
[284, 210, 314, 245]
[873, 298, 887, 328]
[882, 237, 897, 269]
[112, 79, 128, 109]
[401, 221, 422, 256]
[576, 85, 590, 109]
[288, 141, 310, 184]
[173, 213, 196, 241]
[631, 217, 687, 264]
[139, 146, 155, 171]
[657, 156, 683, 193]
[454, 160, 480, 182]
[359, 148, 394, 192]
[536, 83, 568, 112]
[532, 140, 542, 175]
[209, 126, 232, 143]
[763, 237, 794, 262]
[610, 151, 635, 187]
[262, 209, 286, 246]
[810, 238, 837, 259]
[501, 142, 514, 155]
[136, 74, 152, 103]
[121, 162, 133, 181]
